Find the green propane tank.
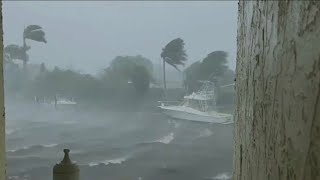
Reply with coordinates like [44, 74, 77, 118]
[53, 149, 79, 180]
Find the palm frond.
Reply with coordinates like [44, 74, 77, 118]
[23, 25, 42, 36]
[24, 30, 47, 43]
[24, 25, 47, 43]
[161, 38, 187, 69]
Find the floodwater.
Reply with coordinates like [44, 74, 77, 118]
[5, 101, 233, 180]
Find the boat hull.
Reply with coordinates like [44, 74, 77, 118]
[159, 106, 233, 124]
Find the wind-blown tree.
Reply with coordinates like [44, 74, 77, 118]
[184, 51, 230, 92]
[3, 44, 28, 90]
[101, 55, 153, 95]
[183, 61, 201, 92]
[161, 38, 187, 89]
[200, 51, 228, 79]
[4, 44, 27, 63]
[22, 25, 47, 69]
[129, 55, 153, 75]
[131, 65, 150, 95]
[39, 62, 47, 74]
[4, 25, 47, 70]
[31, 67, 104, 102]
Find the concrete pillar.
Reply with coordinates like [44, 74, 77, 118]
[234, 1, 320, 180]
[53, 149, 79, 180]
[0, 1, 5, 180]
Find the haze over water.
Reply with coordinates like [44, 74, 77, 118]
[4, 1, 236, 180]
[6, 100, 233, 180]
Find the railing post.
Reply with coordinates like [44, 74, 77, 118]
[53, 149, 79, 180]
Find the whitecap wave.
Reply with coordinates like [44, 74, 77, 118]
[211, 172, 232, 180]
[8, 176, 19, 180]
[88, 156, 129, 167]
[155, 132, 174, 144]
[7, 143, 58, 153]
[221, 119, 234, 125]
[6, 128, 20, 135]
[6, 129, 14, 135]
[199, 128, 213, 138]
[168, 120, 181, 128]
[42, 143, 58, 148]
[173, 122, 181, 128]
[7, 146, 29, 153]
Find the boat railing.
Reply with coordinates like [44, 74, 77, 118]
[158, 100, 181, 106]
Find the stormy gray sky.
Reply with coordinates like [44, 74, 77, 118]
[3, 1, 237, 75]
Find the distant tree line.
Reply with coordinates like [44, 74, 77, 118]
[183, 51, 235, 106]
[4, 26, 234, 109]
[183, 51, 235, 92]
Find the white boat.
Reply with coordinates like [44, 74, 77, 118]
[158, 81, 233, 124]
[34, 95, 77, 107]
[54, 98, 77, 105]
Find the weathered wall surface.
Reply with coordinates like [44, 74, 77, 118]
[234, 1, 320, 180]
[0, 1, 4, 180]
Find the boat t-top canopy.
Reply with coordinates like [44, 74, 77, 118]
[184, 80, 216, 101]
[184, 92, 214, 101]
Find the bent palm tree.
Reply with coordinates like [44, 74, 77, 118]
[161, 38, 187, 89]
[22, 25, 47, 69]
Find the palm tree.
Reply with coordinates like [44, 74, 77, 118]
[160, 38, 187, 89]
[4, 44, 26, 62]
[4, 25, 47, 70]
[22, 25, 47, 69]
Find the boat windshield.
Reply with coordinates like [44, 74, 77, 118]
[182, 98, 216, 112]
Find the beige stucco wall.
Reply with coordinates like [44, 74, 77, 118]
[234, 1, 320, 180]
[0, 1, 5, 180]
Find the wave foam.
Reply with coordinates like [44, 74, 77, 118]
[155, 132, 174, 144]
[7, 143, 58, 153]
[42, 143, 58, 148]
[199, 129, 213, 138]
[6, 128, 20, 135]
[88, 156, 129, 167]
[211, 172, 232, 180]
[7, 146, 28, 153]
[8, 176, 19, 180]
[168, 120, 181, 128]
